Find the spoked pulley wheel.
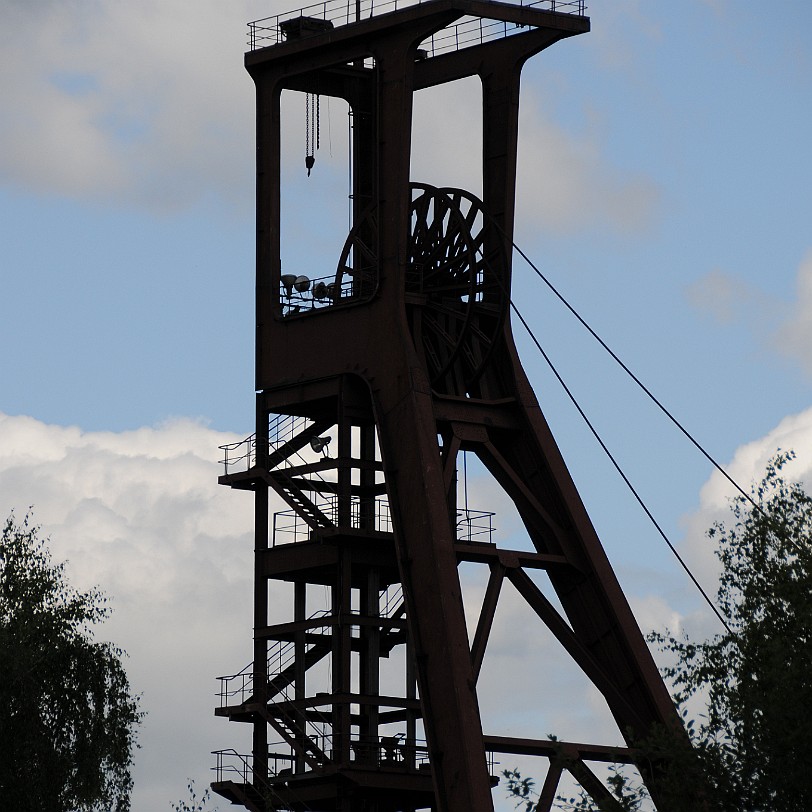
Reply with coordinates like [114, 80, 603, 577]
[334, 183, 509, 395]
[406, 183, 508, 395]
[333, 201, 378, 304]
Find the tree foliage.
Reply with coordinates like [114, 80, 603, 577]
[0, 512, 142, 811]
[504, 762, 650, 812]
[651, 450, 812, 811]
[505, 451, 812, 811]
[171, 779, 219, 812]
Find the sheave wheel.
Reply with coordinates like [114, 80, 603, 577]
[406, 183, 508, 395]
[334, 183, 508, 395]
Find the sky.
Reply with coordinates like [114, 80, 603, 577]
[1, 0, 811, 809]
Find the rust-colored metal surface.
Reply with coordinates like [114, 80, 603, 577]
[213, 2, 697, 811]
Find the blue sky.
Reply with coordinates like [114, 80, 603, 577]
[1, 1, 811, 809]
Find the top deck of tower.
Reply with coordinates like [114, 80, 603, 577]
[247, 0, 587, 55]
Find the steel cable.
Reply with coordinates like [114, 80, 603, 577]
[469, 218, 737, 632]
[508, 298, 734, 635]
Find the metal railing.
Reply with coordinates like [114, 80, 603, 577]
[279, 270, 375, 318]
[269, 412, 313, 446]
[214, 737, 497, 783]
[219, 433, 257, 475]
[212, 748, 255, 784]
[272, 496, 392, 544]
[219, 422, 496, 545]
[272, 504, 494, 544]
[213, 737, 431, 776]
[211, 749, 310, 809]
[217, 660, 253, 708]
[456, 508, 496, 543]
[381, 583, 403, 617]
[217, 611, 331, 708]
[272, 684, 334, 764]
[218, 582, 407, 709]
[348, 733, 431, 769]
[218, 414, 323, 476]
[249, 0, 587, 50]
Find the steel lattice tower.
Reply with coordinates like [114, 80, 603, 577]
[213, 2, 697, 811]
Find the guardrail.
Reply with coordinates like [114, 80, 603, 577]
[211, 749, 305, 807]
[219, 433, 256, 475]
[212, 748, 255, 784]
[279, 269, 373, 317]
[272, 496, 391, 543]
[456, 508, 495, 543]
[248, 0, 587, 50]
[217, 611, 331, 707]
[271, 503, 495, 544]
[214, 737, 498, 781]
[218, 414, 325, 476]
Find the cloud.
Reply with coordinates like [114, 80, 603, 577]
[0, 412, 266, 810]
[458, 463, 639, 756]
[776, 250, 812, 376]
[685, 252, 812, 379]
[2, 0, 659, 237]
[411, 79, 660, 239]
[469, 577, 623, 746]
[410, 78, 483, 195]
[1, 411, 648, 809]
[685, 267, 766, 326]
[461, 409, 811, 802]
[515, 94, 660, 238]
[14, 406, 807, 807]
[672, 406, 812, 628]
[0, 0, 266, 211]
[584, 0, 664, 74]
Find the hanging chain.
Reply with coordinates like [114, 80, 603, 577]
[305, 93, 311, 157]
[305, 93, 319, 177]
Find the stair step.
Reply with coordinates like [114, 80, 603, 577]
[263, 469, 335, 530]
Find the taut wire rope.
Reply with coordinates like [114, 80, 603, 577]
[509, 237, 760, 519]
[508, 297, 734, 636]
[473, 215, 738, 633]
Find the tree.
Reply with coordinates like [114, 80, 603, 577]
[652, 449, 812, 811]
[0, 512, 142, 811]
[503, 758, 651, 812]
[505, 451, 812, 811]
[171, 779, 219, 812]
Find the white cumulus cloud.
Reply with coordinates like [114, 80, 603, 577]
[1, 0, 660, 236]
[516, 93, 660, 238]
[0, 412, 267, 811]
[685, 268, 767, 327]
[0, 0, 269, 211]
[410, 80, 660, 240]
[666, 406, 812, 637]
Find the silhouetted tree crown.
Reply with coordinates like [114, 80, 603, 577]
[651, 450, 812, 811]
[505, 451, 812, 811]
[0, 512, 142, 811]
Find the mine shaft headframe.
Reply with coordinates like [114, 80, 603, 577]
[236, 9, 691, 812]
[246, 0, 589, 393]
